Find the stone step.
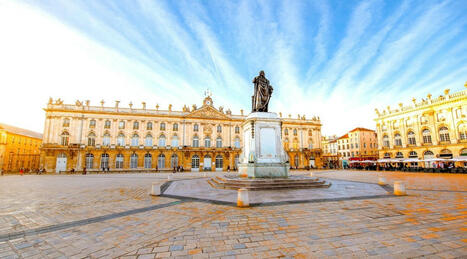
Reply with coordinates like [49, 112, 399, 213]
[208, 177, 332, 190]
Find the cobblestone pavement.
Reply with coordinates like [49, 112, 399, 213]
[0, 171, 465, 258]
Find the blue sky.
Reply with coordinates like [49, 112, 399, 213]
[0, 0, 466, 135]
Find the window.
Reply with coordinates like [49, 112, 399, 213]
[160, 123, 166, 131]
[215, 155, 223, 169]
[104, 120, 111, 129]
[87, 132, 96, 146]
[234, 137, 240, 148]
[103, 133, 111, 146]
[384, 153, 391, 158]
[89, 120, 96, 128]
[193, 124, 199, 132]
[192, 136, 199, 147]
[158, 154, 165, 168]
[131, 134, 139, 146]
[217, 125, 222, 133]
[144, 153, 152, 169]
[439, 127, 450, 142]
[459, 124, 467, 140]
[308, 130, 312, 136]
[383, 135, 389, 147]
[130, 153, 138, 168]
[216, 137, 222, 148]
[351, 144, 354, 149]
[101, 153, 109, 169]
[133, 121, 139, 130]
[309, 139, 313, 149]
[85, 153, 94, 168]
[422, 129, 432, 144]
[235, 126, 240, 134]
[394, 134, 402, 146]
[119, 121, 125, 129]
[117, 133, 125, 146]
[63, 118, 70, 127]
[173, 123, 178, 131]
[284, 129, 288, 135]
[145, 134, 153, 146]
[171, 154, 178, 168]
[171, 135, 179, 147]
[408, 131, 416, 145]
[158, 135, 166, 147]
[115, 154, 124, 168]
[293, 129, 297, 136]
[395, 152, 403, 158]
[60, 131, 69, 146]
[409, 151, 417, 158]
[363, 143, 366, 148]
[192, 155, 200, 169]
[147, 122, 153, 130]
[204, 137, 211, 147]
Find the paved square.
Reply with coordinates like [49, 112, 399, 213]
[0, 171, 465, 258]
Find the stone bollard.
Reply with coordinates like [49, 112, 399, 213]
[168, 174, 173, 181]
[237, 188, 249, 207]
[150, 182, 161, 196]
[378, 177, 387, 185]
[394, 181, 406, 195]
[309, 172, 314, 177]
[203, 172, 207, 177]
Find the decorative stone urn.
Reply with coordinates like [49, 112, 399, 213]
[238, 112, 289, 178]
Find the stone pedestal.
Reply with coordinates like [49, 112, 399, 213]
[238, 112, 289, 178]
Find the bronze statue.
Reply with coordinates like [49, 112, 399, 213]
[252, 70, 273, 112]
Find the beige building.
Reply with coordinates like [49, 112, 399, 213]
[322, 135, 339, 168]
[0, 123, 42, 172]
[374, 84, 467, 166]
[336, 128, 378, 167]
[40, 96, 323, 173]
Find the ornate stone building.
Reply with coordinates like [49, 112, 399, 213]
[0, 123, 42, 172]
[374, 84, 467, 166]
[40, 96, 323, 173]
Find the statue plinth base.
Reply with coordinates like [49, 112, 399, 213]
[238, 112, 289, 178]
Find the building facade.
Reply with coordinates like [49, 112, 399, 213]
[336, 127, 378, 167]
[40, 96, 323, 173]
[322, 135, 339, 168]
[374, 85, 467, 166]
[0, 123, 42, 172]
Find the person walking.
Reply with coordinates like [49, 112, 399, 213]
[19, 168, 24, 176]
[83, 167, 87, 175]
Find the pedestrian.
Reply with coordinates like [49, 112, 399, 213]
[20, 168, 24, 176]
[83, 167, 87, 175]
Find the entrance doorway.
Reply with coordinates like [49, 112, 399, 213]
[55, 153, 67, 173]
[204, 155, 212, 171]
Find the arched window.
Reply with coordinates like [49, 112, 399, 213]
[204, 137, 211, 147]
[384, 153, 391, 158]
[293, 129, 297, 136]
[394, 134, 402, 146]
[407, 131, 416, 145]
[395, 152, 403, 158]
[104, 120, 111, 129]
[144, 153, 152, 168]
[158, 135, 166, 147]
[101, 153, 109, 169]
[131, 134, 139, 146]
[115, 154, 124, 168]
[133, 121, 139, 130]
[193, 124, 199, 132]
[89, 119, 96, 128]
[217, 125, 222, 133]
[215, 155, 223, 170]
[130, 153, 138, 168]
[460, 148, 467, 156]
[103, 132, 111, 146]
[204, 155, 212, 170]
[440, 149, 453, 159]
[85, 153, 94, 168]
[459, 123, 467, 140]
[171, 135, 179, 147]
[235, 126, 240, 134]
[383, 135, 389, 147]
[439, 127, 450, 142]
[192, 155, 199, 169]
[409, 151, 417, 158]
[234, 137, 240, 148]
[422, 129, 432, 144]
[146, 122, 153, 130]
[60, 131, 69, 146]
[87, 132, 96, 146]
[145, 134, 153, 146]
[63, 118, 70, 127]
[173, 123, 178, 131]
[284, 129, 288, 135]
[171, 154, 178, 168]
[119, 121, 125, 129]
[117, 133, 125, 146]
[216, 137, 222, 148]
[423, 150, 435, 168]
[157, 154, 165, 168]
[192, 136, 199, 147]
[160, 123, 166, 131]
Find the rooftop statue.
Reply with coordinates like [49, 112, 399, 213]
[252, 70, 273, 112]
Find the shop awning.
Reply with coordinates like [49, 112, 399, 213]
[451, 156, 467, 161]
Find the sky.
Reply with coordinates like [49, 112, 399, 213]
[0, 0, 466, 136]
